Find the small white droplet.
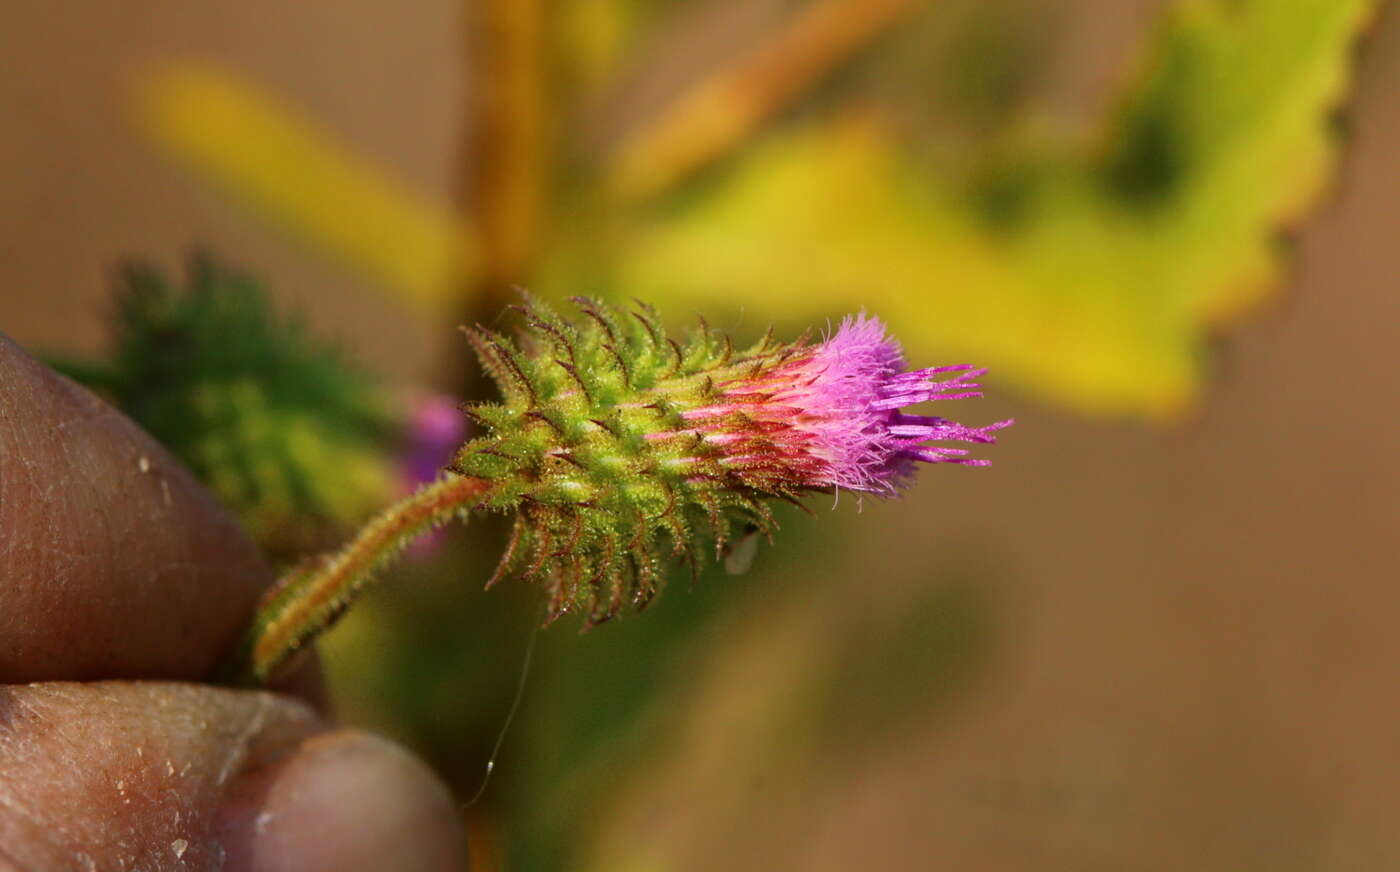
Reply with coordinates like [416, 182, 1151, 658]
[724, 530, 761, 576]
[138, 456, 151, 473]
[170, 838, 188, 859]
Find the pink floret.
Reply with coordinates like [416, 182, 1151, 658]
[771, 314, 1010, 493]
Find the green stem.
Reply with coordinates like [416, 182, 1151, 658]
[219, 473, 493, 686]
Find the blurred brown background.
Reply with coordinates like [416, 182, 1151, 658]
[4, 1, 1399, 869]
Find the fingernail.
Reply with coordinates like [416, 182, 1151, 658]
[214, 729, 468, 872]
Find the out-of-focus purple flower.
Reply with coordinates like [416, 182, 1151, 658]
[667, 314, 1011, 495]
[396, 393, 468, 558]
[399, 392, 468, 491]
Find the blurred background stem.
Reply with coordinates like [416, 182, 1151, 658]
[459, 0, 548, 374]
[605, 0, 924, 201]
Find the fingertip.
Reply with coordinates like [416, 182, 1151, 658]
[215, 729, 468, 872]
[0, 333, 271, 681]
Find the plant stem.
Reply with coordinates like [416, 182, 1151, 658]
[604, 0, 920, 201]
[220, 473, 493, 686]
[462, 0, 546, 313]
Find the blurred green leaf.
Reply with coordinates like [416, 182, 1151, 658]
[137, 65, 466, 309]
[602, 0, 1374, 417]
[53, 253, 398, 556]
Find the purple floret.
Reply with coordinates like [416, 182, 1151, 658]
[659, 314, 1009, 496]
[777, 314, 1010, 492]
[400, 393, 468, 489]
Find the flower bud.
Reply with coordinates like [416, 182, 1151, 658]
[453, 298, 1009, 623]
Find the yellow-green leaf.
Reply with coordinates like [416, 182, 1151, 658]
[608, 0, 1375, 417]
[136, 64, 466, 309]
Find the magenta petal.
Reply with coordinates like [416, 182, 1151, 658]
[718, 314, 1008, 492]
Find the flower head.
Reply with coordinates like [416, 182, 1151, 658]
[667, 314, 1010, 495]
[452, 298, 1009, 622]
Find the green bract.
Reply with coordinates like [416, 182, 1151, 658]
[453, 298, 801, 623]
